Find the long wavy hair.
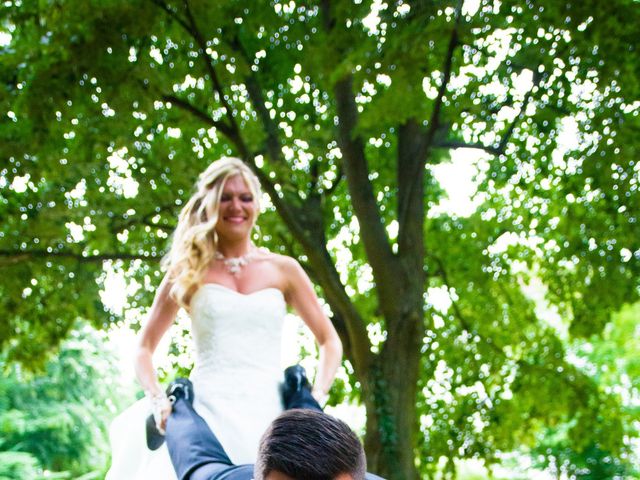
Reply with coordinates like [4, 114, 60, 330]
[162, 157, 262, 310]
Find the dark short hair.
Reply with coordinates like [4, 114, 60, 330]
[254, 409, 366, 480]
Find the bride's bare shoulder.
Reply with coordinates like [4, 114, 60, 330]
[256, 249, 299, 270]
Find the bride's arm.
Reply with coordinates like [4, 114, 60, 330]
[282, 257, 343, 402]
[134, 275, 180, 430]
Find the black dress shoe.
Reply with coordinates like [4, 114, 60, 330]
[145, 414, 165, 451]
[167, 378, 194, 404]
[281, 365, 312, 408]
[145, 378, 194, 451]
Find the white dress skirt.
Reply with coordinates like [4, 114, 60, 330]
[106, 284, 287, 479]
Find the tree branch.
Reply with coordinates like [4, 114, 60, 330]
[397, 120, 428, 267]
[114, 203, 177, 234]
[161, 94, 234, 137]
[149, 0, 248, 154]
[228, 34, 284, 164]
[281, 240, 356, 365]
[393, 2, 463, 296]
[496, 86, 535, 153]
[433, 140, 503, 155]
[424, 0, 463, 150]
[434, 80, 538, 156]
[181, 0, 241, 140]
[396, 1, 462, 273]
[333, 76, 401, 317]
[0, 249, 159, 267]
[148, 0, 191, 32]
[324, 164, 344, 196]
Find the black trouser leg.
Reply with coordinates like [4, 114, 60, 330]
[165, 396, 234, 480]
[283, 385, 323, 411]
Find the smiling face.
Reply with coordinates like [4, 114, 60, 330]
[214, 174, 258, 243]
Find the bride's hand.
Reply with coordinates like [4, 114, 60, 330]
[148, 392, 173, 434]
[311, 386, 328, 407]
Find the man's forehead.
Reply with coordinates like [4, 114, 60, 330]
[264, 472, 293, 480]
[264, 471, 354, 480]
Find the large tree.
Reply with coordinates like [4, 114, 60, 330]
[1, 1, 639, 478]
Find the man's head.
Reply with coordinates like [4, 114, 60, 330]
[254, 409, 366, 480]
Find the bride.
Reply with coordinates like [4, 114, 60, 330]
[107, 157, 342, 479]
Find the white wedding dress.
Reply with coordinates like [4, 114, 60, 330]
[106, 284, 287, 479]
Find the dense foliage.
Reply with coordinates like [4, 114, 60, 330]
[1, 1, 638, 478]
[0, 327, 130, 479]
[526, 303, 640, 479]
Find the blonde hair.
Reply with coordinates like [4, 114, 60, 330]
[162, 157, 261, 309]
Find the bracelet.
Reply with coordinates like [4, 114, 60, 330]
[145, 391, 168, 425]
[145, 390, 168, 405]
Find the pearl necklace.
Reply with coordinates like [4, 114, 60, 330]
[214, 248, 257, 275]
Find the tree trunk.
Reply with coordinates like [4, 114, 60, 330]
[362, 301, 424, 480]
